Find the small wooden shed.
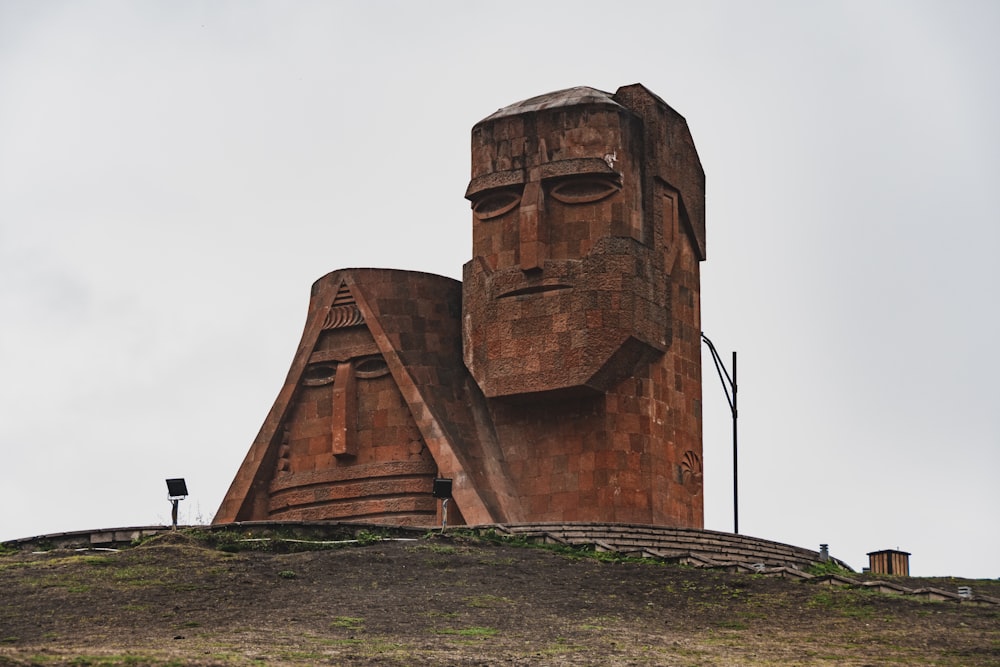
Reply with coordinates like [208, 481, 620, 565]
[867, 549, 911, 576]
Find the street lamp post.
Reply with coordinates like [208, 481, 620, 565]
[700, 333, 738, 534]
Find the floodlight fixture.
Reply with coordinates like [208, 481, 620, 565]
[433, 477, 453, 531]
[166, 478, 188, 499]
[165, 478, 188, 529]
[432, 478, 453, 499]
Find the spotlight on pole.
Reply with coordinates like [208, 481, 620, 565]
[432, 478, 453, 532]
[165, 478, 188, 529]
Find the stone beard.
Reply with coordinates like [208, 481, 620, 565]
[462, 86, 706, 526]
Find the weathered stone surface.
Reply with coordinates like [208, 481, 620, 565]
[462, 84, 705, 527]
[214, 269, 514, 526]
[215, 83, 706, 530]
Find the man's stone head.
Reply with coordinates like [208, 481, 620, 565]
[462, 85, 704, 400]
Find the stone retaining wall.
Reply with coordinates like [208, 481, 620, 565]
[2, 521, 849, 570]
[481, 522, 852, 570]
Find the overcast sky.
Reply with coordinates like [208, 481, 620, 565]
[2, 1, 997, 578]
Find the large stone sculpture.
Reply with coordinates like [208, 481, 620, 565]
[463, 84, 706, 526]
[215, 83, 705, 529]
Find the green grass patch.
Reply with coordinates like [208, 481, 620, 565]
[278, 651, 326, 661]
[407, 543, 458, 555]
[435, 626, 498, 638]
[806, 560, 854, 576]
[109, 565, 165, 587]
[808, 588, 878, 619]
[538, 639, 587, 655]
[318, 637, 410, 658]
[330, 616, 365, 630]
[80, 555, 116, 566]
[0, 560, 33, 572]
[63, 655, 186, 666]
[355, 529, 385, 545]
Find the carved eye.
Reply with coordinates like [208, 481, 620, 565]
[354, 356, 390, 379]
[472, 189, 521, 220]
[302, 363, 337, 386]
[549, 176, 620, 204]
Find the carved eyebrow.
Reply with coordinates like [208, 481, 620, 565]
[539, 157, 618, 180]
[465, 157, 617, 199]
[309, 343, 379, 364]
[465, 169, 525, 199]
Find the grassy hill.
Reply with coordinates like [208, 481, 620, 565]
[0, 528, 997, 666]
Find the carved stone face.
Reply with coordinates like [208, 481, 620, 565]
[462, 89, 670, 399]
[215, 268, 507, 527]
[267, 294, 436, 522]
[281, 325, 405, 471]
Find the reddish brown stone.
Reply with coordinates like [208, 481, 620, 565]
[462, 84, 705, 527]
[213, 269, 512, 527]
[215, 83, 705, 531]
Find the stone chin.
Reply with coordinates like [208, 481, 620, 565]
[462, 236, 670, 400]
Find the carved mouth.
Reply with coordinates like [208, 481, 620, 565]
[499, 283, 572, 298]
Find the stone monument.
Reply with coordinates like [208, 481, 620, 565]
[215, 83, 706, 528]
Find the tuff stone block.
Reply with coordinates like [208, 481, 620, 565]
[215, 83, 705, 531]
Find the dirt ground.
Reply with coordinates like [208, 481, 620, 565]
[0, 529, 997, 666]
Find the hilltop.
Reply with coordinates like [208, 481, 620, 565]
[0, 528, 997, 666]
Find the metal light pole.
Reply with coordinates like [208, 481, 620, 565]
[701, 333, 738, 534]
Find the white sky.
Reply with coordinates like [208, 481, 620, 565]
[1, 0, 997, 578]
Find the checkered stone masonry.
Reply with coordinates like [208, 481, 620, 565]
[462, 84, 705, 527]
[215, 83, 706, 530]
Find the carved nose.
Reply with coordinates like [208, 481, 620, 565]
[331, 361, 357, 458]
[518, 181, 546, 272]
